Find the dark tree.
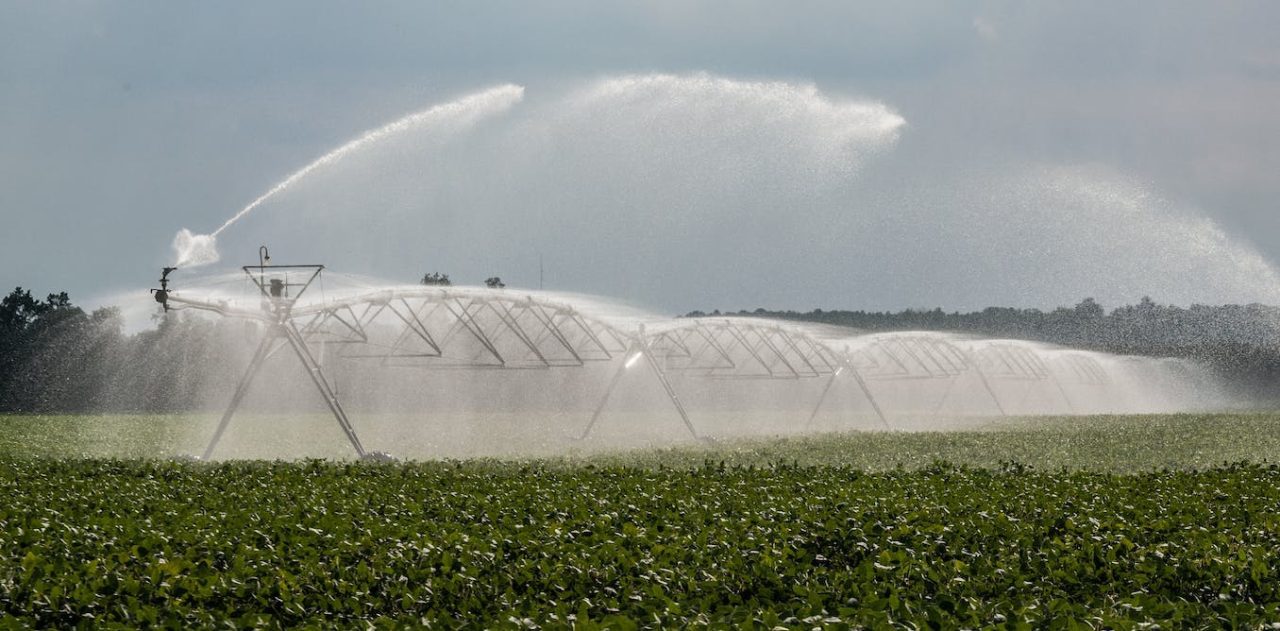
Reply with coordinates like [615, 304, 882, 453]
[0, 287, 49, 331]
[484, 277, 505, 289]
[0, 288, 98, 412]
[1074, 297, 1104, 320]
[420, 272, 452, 286]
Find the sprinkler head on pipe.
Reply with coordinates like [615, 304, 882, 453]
[151, 266, 178, 311]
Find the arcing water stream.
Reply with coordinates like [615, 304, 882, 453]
[173, 84, 525, 267]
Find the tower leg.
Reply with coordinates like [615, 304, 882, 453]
[805, 372, 839, 429]
[975, 369, 1008, 416]
[850, 369, 892, 431]
[808, 370, 892, 431]
[642, 349, 700, 440]
[202, 333, 277, 460]
[932, 373, 961, 416]
[1049, 372, 1075, 414]
[577, 348, 633, 440]
[282, 323, 367, 458]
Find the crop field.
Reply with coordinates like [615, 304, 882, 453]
[3, 414, 1280, 627]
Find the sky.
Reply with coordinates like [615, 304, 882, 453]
[2, 1, 1279, 316]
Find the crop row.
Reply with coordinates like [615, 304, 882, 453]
[2, 460, 1280, 627]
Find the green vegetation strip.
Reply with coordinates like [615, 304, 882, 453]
[585, 413, 1280, 473]
[3, 459, 1280, 627]
[5, 413, 1280, 471]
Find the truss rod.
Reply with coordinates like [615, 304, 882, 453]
[442, 298, 506, 365]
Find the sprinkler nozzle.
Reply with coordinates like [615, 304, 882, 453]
[151, 266, 178, 311]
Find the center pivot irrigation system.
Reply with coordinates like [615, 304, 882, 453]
[152, 250, 1113, 459]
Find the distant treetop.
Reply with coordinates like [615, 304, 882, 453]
[420, 272, 451, 287]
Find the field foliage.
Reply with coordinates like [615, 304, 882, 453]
[3, 413, 1280, 471]
[3, 414, 1280, 627]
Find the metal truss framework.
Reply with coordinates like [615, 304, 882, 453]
[160, 264, 1116, 458]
